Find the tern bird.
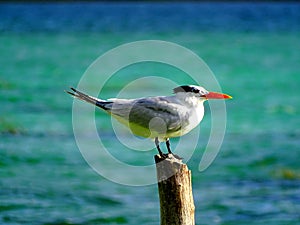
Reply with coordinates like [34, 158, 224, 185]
[67, 85, 231, 158]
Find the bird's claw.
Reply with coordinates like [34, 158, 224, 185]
[159, 153, 183, 160]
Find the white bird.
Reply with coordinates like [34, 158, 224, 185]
[67, 85, 231, 158]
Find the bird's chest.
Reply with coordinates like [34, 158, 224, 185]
[181, 105, 204, 134]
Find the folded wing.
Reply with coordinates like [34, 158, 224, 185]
[110, 97, 188, 135]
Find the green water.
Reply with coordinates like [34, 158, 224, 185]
[1, 3, 300, 225]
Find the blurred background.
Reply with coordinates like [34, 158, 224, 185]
[1, 2, 300, 225]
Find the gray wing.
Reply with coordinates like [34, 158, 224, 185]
[66, 88, 186, 133]
[110, 96, 188, 133]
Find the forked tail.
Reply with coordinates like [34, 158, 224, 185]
[66, 87, 112, 110]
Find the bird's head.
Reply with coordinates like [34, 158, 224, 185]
[173, 85, 232, 104]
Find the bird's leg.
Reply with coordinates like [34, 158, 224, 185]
[166, 138, 172, 154]
[166, 138, 183, 160]
[155, 137, 164, 157]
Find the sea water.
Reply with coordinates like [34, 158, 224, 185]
[1, 2, 300, 225]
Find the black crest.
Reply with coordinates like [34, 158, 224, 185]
[173, 85, 200, 94]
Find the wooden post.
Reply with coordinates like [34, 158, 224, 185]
[155, 154, 195, 225]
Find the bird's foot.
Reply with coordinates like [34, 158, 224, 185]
[159, 153, 169, 159]
[159, 153, 183, 160]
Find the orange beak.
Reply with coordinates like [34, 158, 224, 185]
[204, 92, 232, 99]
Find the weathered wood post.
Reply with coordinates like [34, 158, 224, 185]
[155, 154, 195, 225]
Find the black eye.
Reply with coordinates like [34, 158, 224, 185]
[192, 88, 199, 93]
[173, 85, 202, 94]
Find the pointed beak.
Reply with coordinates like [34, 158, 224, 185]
[204, 92, 232, 99]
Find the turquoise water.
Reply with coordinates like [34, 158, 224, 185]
[1, 3, 300, 225]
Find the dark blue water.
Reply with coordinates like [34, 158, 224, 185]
[1, 2, 300, 33]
